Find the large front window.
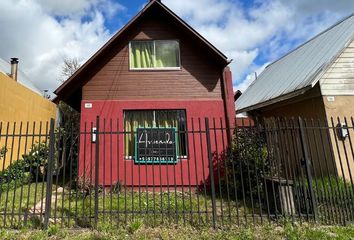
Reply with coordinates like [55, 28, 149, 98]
[129, 40, 181, 70]
[124, 110, 188, 159]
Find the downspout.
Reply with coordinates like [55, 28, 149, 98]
[220, 66, 235, 145]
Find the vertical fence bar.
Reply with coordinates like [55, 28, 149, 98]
[220, 118, 232, 223]
[231, 119, 240, 226]
[345, 117, 354, 219]
[213, 118, 224, 224]
[304, 119, 323, 222]
[102, 119, 106, 223]
[10, 122, 22, 226]
[67, 121, 75, 227]
[317, 118, 337, 224]
[198, 118, 208, 223]
[331, 117, 353, 223]
[238, 119, 248, 224]
[245, 119, 255, 224]
[205, 118, 217, 228]
[298, 117, 317, 222]
[253, 119, 264, 224]
[94, 116, 100, 229]
[18, 122, 29, 225]
[283, 119, 296, 222]
[310, 119, 331, 224]
[3, 122, 16, 227]
[41, 122, 49, 225]
[44, 118, 56, 229]
[39, 122, 49, 222]
[116, 118, 121, 227]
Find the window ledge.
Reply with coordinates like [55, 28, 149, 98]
[129, 67, 182, 71]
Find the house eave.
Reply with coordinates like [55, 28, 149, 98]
[236, 86, 313, 114]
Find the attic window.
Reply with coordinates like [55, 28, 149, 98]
[129, 40, 181, 70]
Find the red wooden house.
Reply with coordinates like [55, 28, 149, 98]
[54, 0, 235, 187]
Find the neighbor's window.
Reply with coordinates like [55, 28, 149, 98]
[129, 40, 180, 69]
[124, 110, 188, 158]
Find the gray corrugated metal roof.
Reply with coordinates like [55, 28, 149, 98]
[0, 58, 42, 95]
[236, 13, 354, 112]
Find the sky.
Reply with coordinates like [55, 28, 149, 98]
[0, 0, 353, 96]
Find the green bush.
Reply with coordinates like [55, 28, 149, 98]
[0, 142, 49, 191]
[0, 159, 28, 182]
[22, 142, 49, 180]
[0, 172, 31, 192]
[221, 126, 273, 200]
[0, 158, 32, 191]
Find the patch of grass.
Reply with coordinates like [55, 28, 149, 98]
[128, 220, 143, 234]
[0, 182, 253, 228]
[0, 224, 352, 240]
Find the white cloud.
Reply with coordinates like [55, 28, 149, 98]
[34, 0, 125, 18]
[0, 0, 123, 94]
[234, 62, 269, 93]
[163, 0, 354, 92]
[0, 0, 353, 96]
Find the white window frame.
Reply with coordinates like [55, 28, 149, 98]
[129, 40, 181, 71]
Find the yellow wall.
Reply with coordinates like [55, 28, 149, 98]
[0, 72, 56, 169]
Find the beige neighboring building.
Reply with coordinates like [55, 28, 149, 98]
[236, 14, 354, 180]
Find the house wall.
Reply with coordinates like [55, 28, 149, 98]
[254, 85, 326, 119]
[320, 38, 354, 95]
[322, 96, 354, 181]
[0, 73, 56, 168]
[79, 100, 228, 186]
[248, 87, 337, 178]
[77, 7, 234, 186]
[82, 10, 223, 101]
[319, 37, 354, 181]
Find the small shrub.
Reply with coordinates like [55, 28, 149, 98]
[0, 159, 28, 181]
[0, 173, 32, 192]
[22, 142, 50, 180]
[221, 126, 274, 200]
[0, 160, 32, 191]
[76, 175, 94, 196]
[0, 142, 49, 191]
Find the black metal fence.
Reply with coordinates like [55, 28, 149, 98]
[0, 116, 353, 229]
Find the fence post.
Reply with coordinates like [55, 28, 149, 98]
[44, 118, 56, 229]
[298, 117, 318, 222]
[94, 116, 100, 229]
[205, 118, 217, 229]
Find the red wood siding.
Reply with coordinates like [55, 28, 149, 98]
[82, 12, 223, 100]
[79, 99, 227, 186]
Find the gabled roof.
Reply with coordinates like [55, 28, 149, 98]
[54, 0, 229, 105]
[0, 58, 42, 95]
[236, 13, 354, 113]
